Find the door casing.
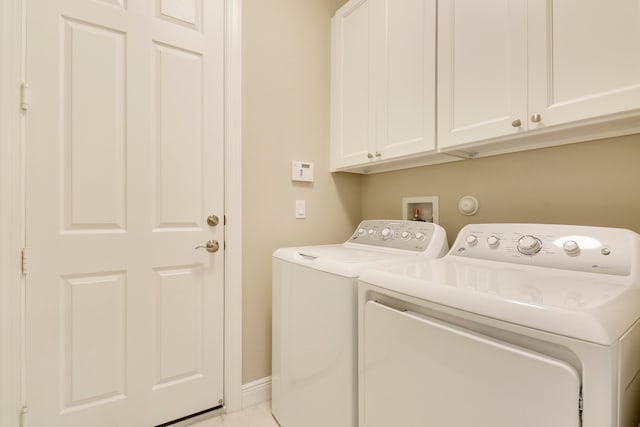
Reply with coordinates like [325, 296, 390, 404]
[0, 0, 243, 425]
[0, 2, 25, 427]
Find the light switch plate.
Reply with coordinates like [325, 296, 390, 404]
[295, 200, 306, 219]
[292, 160, 314, 182]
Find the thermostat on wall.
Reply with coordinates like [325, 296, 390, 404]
[291, 160, 314, 182]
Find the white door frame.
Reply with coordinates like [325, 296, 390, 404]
[223, 0, 243, 414]
[0, 0, 243, 424]
[0, 1, 25, 426]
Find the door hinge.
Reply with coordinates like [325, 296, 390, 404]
[21, 248, 29, 275]
[224, 215, 226, 226]
[20, 406, 28, 427]
[20, 83, 31, 111]
[578, 387, 583, 422]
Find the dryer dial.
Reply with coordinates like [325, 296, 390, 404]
[563, 240, 580, 256]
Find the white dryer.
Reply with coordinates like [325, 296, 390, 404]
[272, 220, 448, 427]
[358, 223, 640, 427]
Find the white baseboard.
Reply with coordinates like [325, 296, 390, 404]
[166, 377, 272, 425]
[241, 376, 272, 409]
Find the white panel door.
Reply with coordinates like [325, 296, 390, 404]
[528, 0, 640, 128]
[24, 0, 225, 426]
[437, 0, 528, 149]
[362, 302, 581, 427]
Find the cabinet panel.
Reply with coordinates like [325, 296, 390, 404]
[331, 0, 374, 169]
[381, 0, 436, 158]
[528, 0, 640, 127]
[438, 0, 527, 149]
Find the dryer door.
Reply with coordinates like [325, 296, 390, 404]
[362, 301, 581, 427]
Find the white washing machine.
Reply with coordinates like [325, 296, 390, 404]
[358, 223, 640, 427]
[272, 220, 448, 427]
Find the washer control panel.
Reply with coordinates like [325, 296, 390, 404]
[348, 220, 439, 252]
[450, 223, 636, 275]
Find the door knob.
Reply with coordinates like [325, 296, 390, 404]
[511, 119, 522, 127]
[195, 240, 220, 253]
[207, 215, 219, 227]
[367, 153, 374, 159]
[530, 113, 542, 123]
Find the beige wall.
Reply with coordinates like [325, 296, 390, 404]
[241, 0, 640, 386]
[242, 0, 356, 383]
[362, 134, 640, 247]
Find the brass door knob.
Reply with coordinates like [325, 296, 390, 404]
[207, 215, 219, 227]
[195, 240, 220, 253]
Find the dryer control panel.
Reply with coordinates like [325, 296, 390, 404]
[451, 223, 637, 275]
[347, 220, 446, 254]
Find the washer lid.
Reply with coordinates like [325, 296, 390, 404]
[359, 257, 640, 345]
[273, 245, 419, 278]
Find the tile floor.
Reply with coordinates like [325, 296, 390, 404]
[187, 401, 279, 427]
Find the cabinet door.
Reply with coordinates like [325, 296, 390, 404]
[528, 0, 640, 128]
[376, 0, 436, 159]
[437, 0, 528, 149]
[331, 0, 376, 170]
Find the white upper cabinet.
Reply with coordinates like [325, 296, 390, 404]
[331, 0, 439, 172]
[438, 0, 640, 151]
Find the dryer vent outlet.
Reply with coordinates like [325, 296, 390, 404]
[402, 196, 439, 224]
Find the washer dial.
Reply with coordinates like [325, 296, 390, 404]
[381, 227, 394, 241]
[466, 235, 478, 247]
[518, 235, 542, 255]
[487, 236, 500, 249]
